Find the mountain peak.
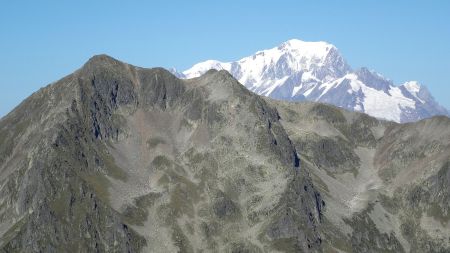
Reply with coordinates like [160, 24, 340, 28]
[403, 80, 422, 94]
[182, 60, 230, 79]
[356, 67, 387, 80]
[85, 54, 121, 66]
[280, 39, 335, 51]
[275, 39, 338, 62]
[179, 40, 446, 122]
[355, 67, 393, 91]
[80, 54, 128, 76]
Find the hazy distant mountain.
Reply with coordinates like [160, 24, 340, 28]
[176, 39, 449, 123]
[0, 55, 448, 252]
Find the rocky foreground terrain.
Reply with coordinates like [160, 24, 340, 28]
[0, 55, 448, 252]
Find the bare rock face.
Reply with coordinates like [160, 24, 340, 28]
[0, 55, 323, 252]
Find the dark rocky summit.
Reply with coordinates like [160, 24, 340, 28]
[0, 55, 322, 252]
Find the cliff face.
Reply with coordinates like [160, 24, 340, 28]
[0, 55, 323, 252]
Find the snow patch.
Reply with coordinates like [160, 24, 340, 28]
[361, 83, 416, 122]
[403, 81, 424, 103]
[183, 60, 231, 79]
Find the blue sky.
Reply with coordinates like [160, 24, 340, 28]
[1, 0, 449, 117]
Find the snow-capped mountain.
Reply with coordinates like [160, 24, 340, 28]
[174, 39, 448, 123]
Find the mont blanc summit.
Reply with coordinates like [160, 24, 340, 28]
[177, 39, 448, 123]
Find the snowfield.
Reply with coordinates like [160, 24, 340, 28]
[173, 39, 448, 123]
